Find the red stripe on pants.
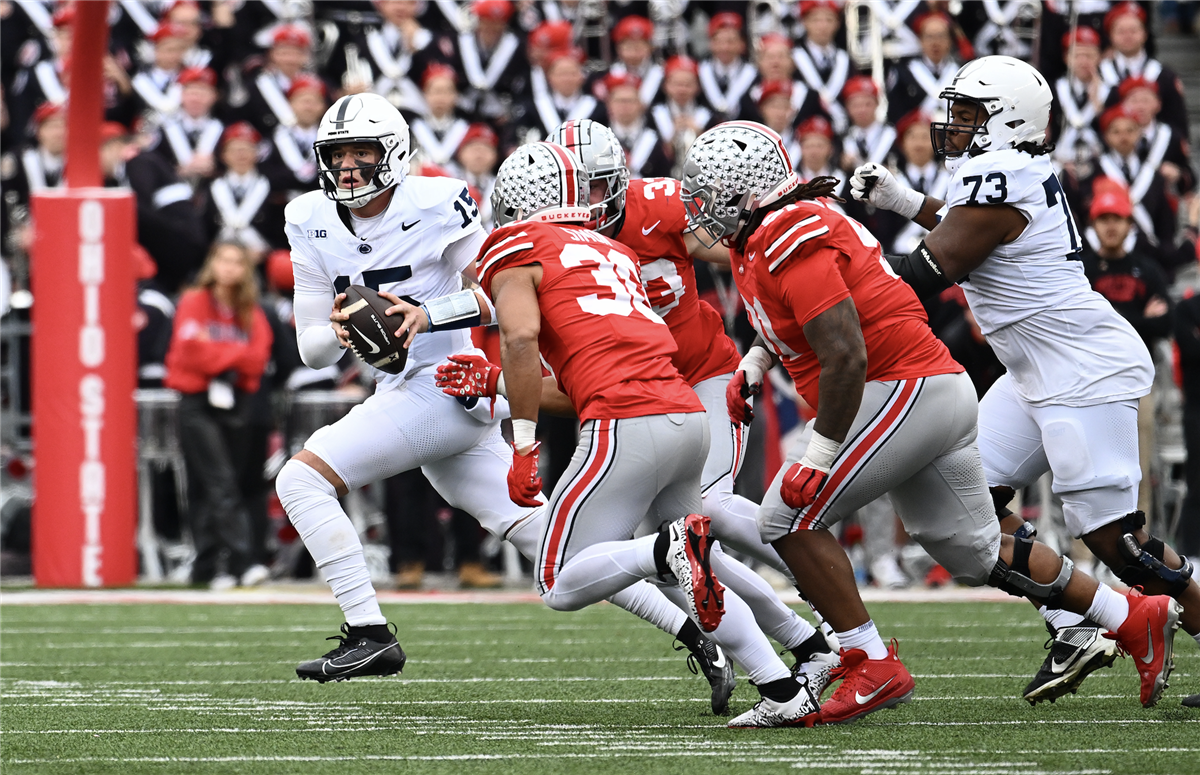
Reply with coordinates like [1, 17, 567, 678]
[541, 419, 612, 591]
[797, 379, 918, 530]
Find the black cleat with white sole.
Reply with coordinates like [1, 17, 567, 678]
[677, 636, 736, 715]
[297, 623, 406, 683]
[1023, 621, 1117, 705]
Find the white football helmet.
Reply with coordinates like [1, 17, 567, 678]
[314, 93, 410, 208]
[931, 55, 1052, 163]
[491, 142, 593, 227]
[549, 119, 629, 231]
[679, 121, 801, 248]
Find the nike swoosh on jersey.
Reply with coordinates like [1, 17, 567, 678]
[1140, 620, 1155, 665]
[402, 220, 420, 231]
[641, 220, 661, 236]
[352, 326, 382, 354]
[855, 676, 895, 705]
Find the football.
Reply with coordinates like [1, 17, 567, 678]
[341, 284, 408, 375]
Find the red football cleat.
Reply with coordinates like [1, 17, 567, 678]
[1107, 588, 1183, 708]
[664, 514, 725, 632]
[819, 639, 915, 724]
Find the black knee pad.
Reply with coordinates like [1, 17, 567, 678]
[991, 485, 1016, 520]
[1115, 526, 1194, 598]
[988, 537, 1072, 607]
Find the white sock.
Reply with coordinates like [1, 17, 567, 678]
[1084, 585, 1131, 633]
[708, 543, 816, 649]
[836, 620, 888, 660]
[276, 460, 384, 627]
[658, 584, 791, 684]
[540, 535, 660, 611]
[607, 581, 688, 636]
[1039, 605, 1087, 632]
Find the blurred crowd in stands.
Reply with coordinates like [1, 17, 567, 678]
[1, 0, 1198, 589]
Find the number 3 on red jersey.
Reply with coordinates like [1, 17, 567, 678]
[560, 243, 664, 324]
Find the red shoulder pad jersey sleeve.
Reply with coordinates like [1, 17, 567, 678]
[614, 178, 741, 385]
[481, 221, 702, 421]
[743, 200, 961, 409]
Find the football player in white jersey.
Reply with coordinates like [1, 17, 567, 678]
[277, 93, 737, 703]
[851, 55, 1198, 708]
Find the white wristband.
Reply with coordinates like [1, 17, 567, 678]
[496, 372, 507, 397]
[895, 187, 925, 221]
[738, 346, 774, 385]
[800, 430, 840, 473]
[512, 418, 537, 450]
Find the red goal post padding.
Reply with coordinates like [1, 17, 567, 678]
[30, 190, 138, 587]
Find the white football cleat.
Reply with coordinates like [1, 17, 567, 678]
[728, 679, 820, 728]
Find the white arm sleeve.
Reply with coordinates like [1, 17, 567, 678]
[286, 230, 346, 370]
[444, 226, 487, 276]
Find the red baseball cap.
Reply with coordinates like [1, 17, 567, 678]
[286, 73, 327, 99]
[150, 22, 190, 43]
[545, 46, 585, 70]
[1118, 75, 1158, 99]
[758, 80, 792, 106]
[603, 71, 642, 95]
[797, 115, 833, 139]
[708, 12, 743, 38]
[913, 11, 952, 34]
[474, 0, 513, 23]
[613, 15, 653, 44]
[529, 20, 573, 51]
[895, 108, 932, 138]
[1099, 103, 1139, 132]
[841, 75, 878, 102]
[32, 101, 64, 126]
[798, 0, 840, 17]
[459, 123, 499, 150]
[420, 63, 457, 90]
[178, 66, 217, 88]
[1090, 188, 1133, 220]
[272, 24, 312, 49]
[1062, 26, 1101, 51]
[52, 5, 75, 28]
[665, 55, 699, 78]
[99, 121, 130, 144]
[266, 250, 295, 291]
[221, 121, 262, 146]
[1104, 2, 1146, 33]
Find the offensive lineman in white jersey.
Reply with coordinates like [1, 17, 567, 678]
[851, 55, 1198, 708]
[277, 92, 736, 698]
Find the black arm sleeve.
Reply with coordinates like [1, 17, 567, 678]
[885, 240, 954, 302]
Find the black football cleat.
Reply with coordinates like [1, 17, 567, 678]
[1023, 621, 1117, 705]
[296, 623, 406, 683]
[1183, 694, 1199, 708]
[678, 636, 737, 715]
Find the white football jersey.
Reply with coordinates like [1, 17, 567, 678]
[286, 175, 485, 391]
[942, 150, 1152, 407]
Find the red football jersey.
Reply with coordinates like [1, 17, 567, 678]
[610, 178, 742, 386]
[732, 198, 962, 410]
[477, 220, 704, 421]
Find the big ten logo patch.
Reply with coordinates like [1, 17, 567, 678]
[307, 229, 327, 239]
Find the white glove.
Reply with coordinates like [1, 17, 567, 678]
[849, 163, 925, 220]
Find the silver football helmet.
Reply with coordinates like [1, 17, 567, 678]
[931, 55, 1052, 163]
[314, 93, 410, 208]
[549, 119, 629, 231]
[491, 142, 594, 228]
[679, 121, 801, 248]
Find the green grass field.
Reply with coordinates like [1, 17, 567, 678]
[1, 596, 1197, 775]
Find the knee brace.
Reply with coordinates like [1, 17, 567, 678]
[988, 537, 1073, 607]
[991, 485, 1016, 520]
[1113, 511, 1195, 597]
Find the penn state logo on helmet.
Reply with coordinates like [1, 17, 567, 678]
[314, 93, 411, 208]
[491, 142, 594, 227]
[550, 119, 629, 231]
[931, 55, 1053, 165]
[679, 121, 800, 248]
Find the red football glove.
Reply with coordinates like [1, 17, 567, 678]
[436, 353, 501, 399]
[780, 462, 828, 510]
[508, 442, 544, 507]
[726, 370, 761, 425]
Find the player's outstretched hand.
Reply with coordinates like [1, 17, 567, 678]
[508, 442, 543, 507]
[378, 290, 428, 350]
[436, 354, 501, 399]
[329, 293, 353, 349]
[726, 370, 761, 426]
[780, 462, 828, 511]
[849, 163, 923, 219]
